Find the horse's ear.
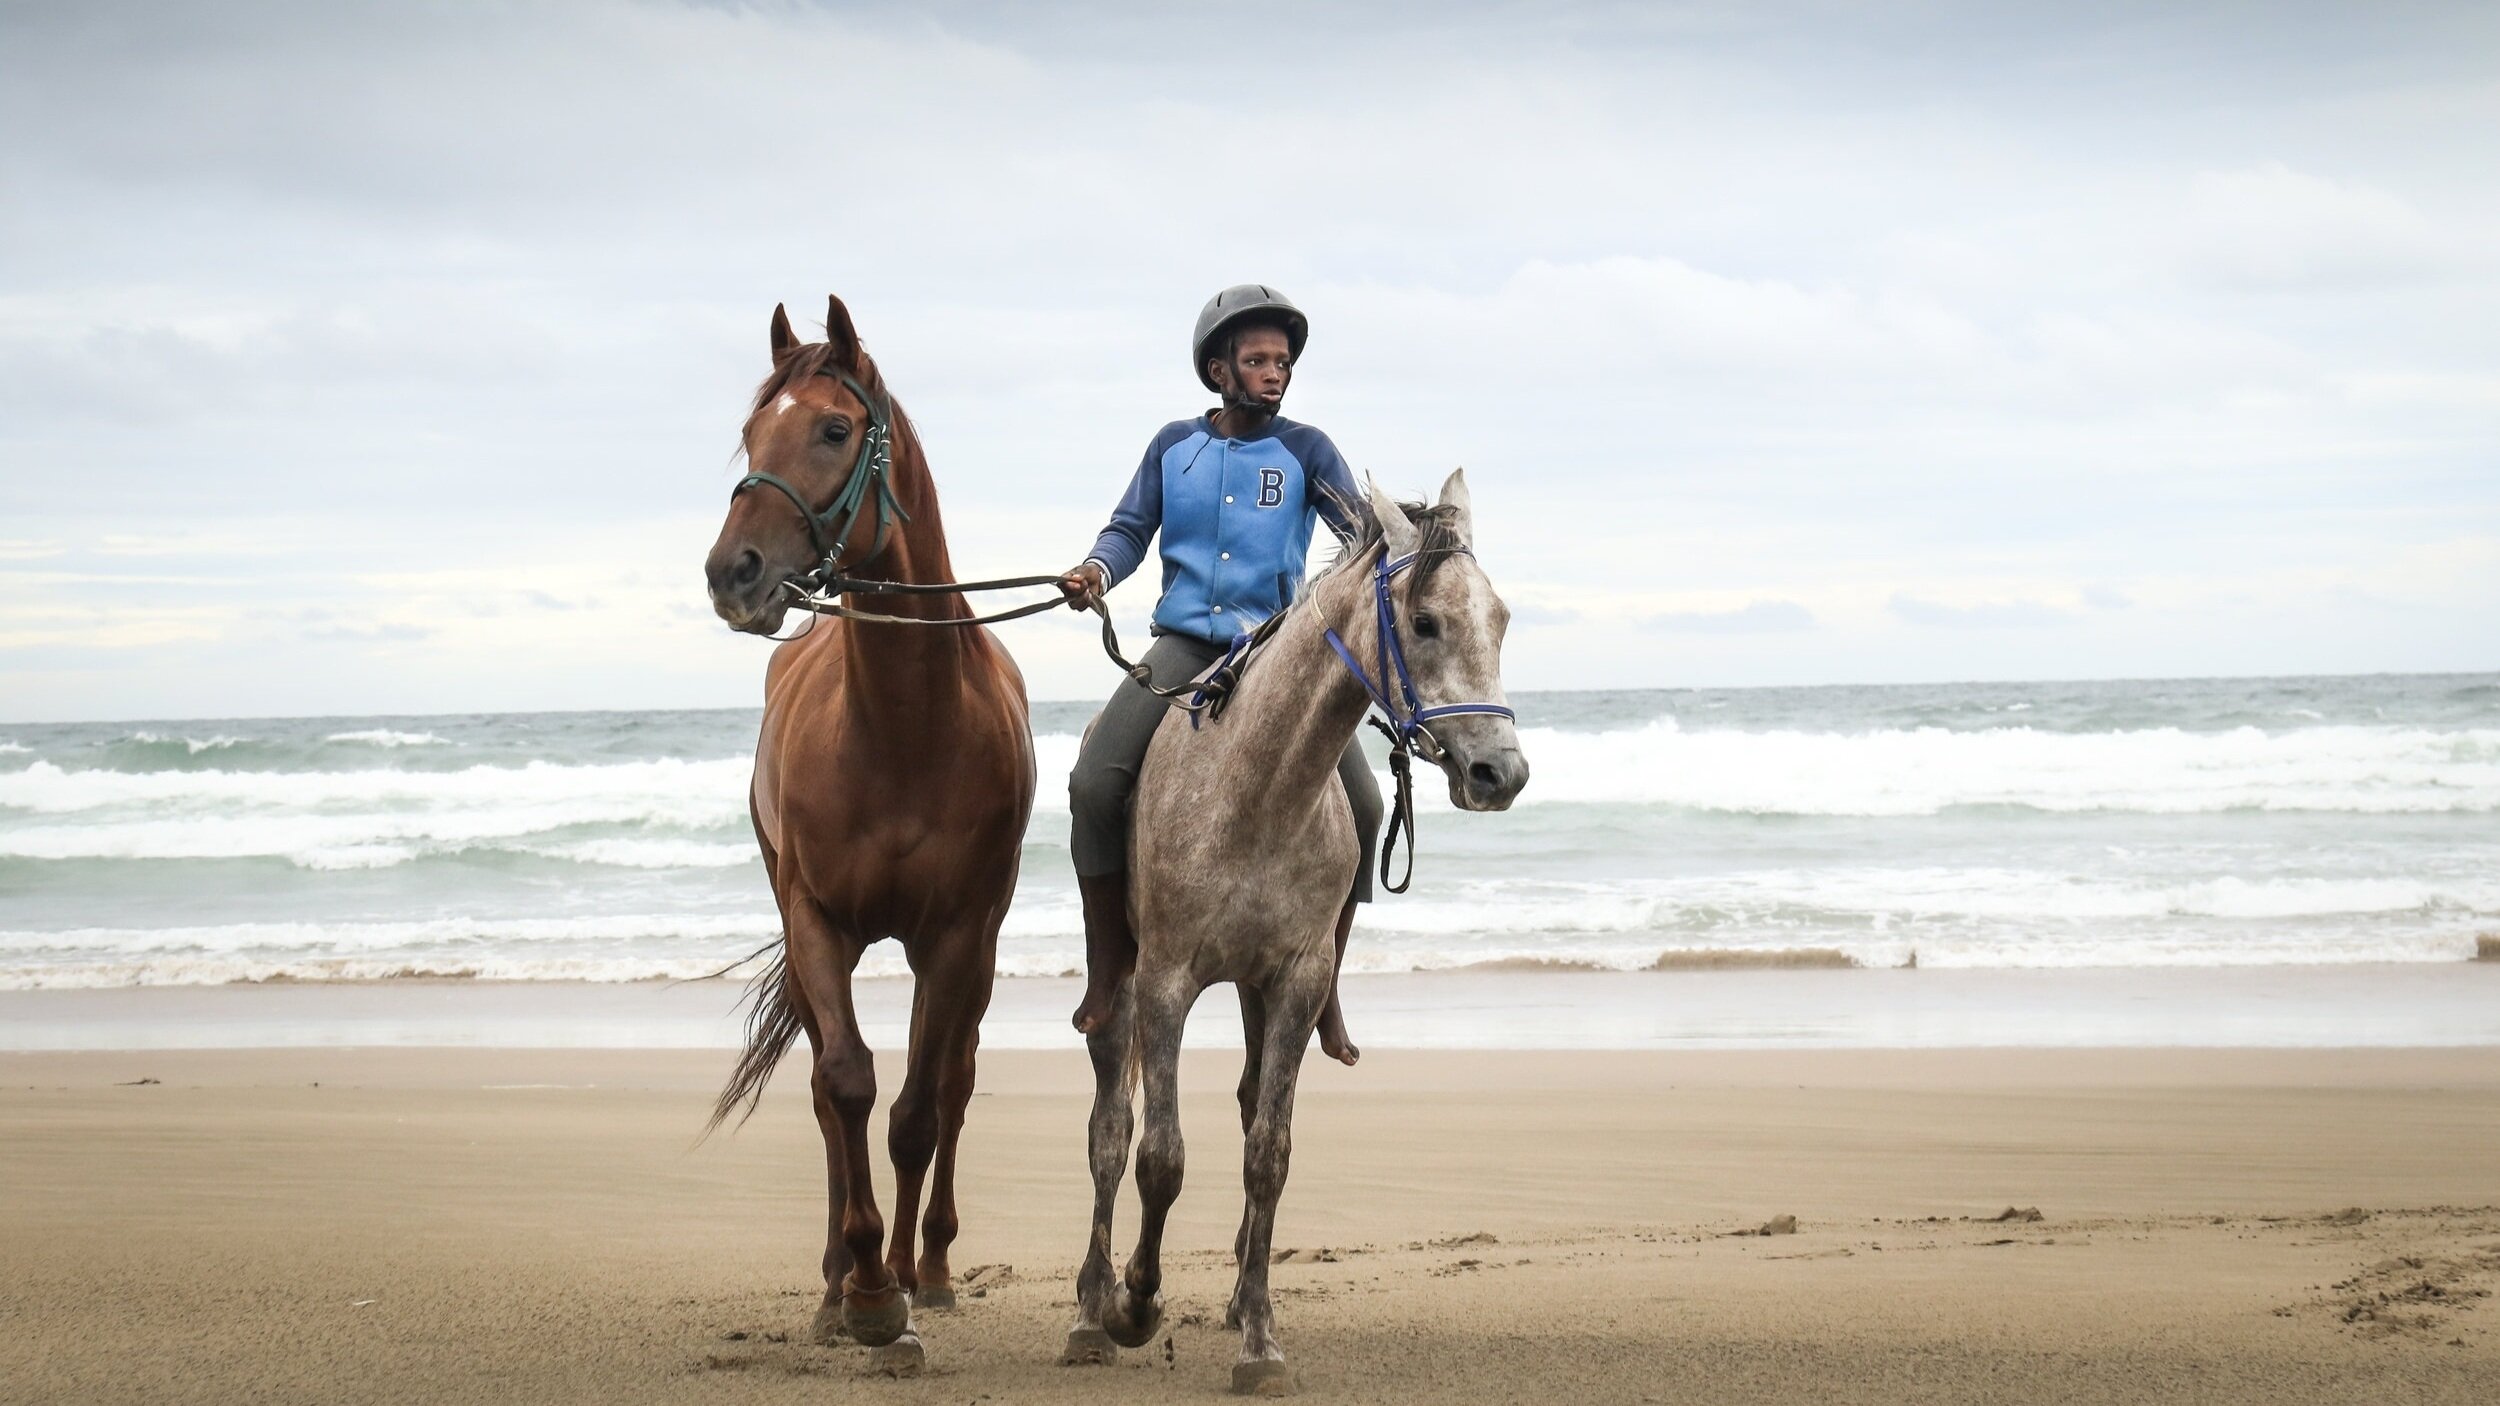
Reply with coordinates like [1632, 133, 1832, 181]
[769, 304, 798, 362]
[1366, 477, 1421, 558]
[824, 295, 860, 371]
[1437, 467, 1473, 541]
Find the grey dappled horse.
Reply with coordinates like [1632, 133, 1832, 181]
[1065, 471, 1529, 1394]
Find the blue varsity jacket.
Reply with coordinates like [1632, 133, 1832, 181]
[1085, 415, 1361, 645]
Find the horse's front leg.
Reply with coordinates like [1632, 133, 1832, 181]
[1064, 979, 1136, 1365]
[902, 924, 997, 1312]
[1105, 967, 1198, 1349]
[1228, 959, 1327, 1396]
[786, 915, 910, 1349]
[1229, 983, 1269, 1304]
[847, 926, 994, 1377]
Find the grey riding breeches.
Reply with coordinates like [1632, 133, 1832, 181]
[1068, 632, 1382, 903]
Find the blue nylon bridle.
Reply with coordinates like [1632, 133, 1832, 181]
[1317, 545, 1517, 892]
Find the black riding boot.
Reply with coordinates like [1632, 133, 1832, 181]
[1071, 871, 1135, 1036]
[1314, 897, 1360, 1066]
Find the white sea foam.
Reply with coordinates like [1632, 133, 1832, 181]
[125, 731, 247, 753]
[1469, 721, 2500, 815]
[525, 838, 758, 869]
[1, 906, 2483, 989]
[0, 756, 753, 816]
[6, 692, 2497, 990]
[8, 861, 2491, 990]
[0, 742, 29, 755]
[0, 756, 754, 866]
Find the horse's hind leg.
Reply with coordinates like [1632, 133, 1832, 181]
[1228, 964, 1327, 1396]
[1065, 980, 1136, 1365]
[1105, 969, 1196, 1350]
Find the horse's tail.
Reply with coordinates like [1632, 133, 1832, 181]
[704, 940, 803, 1137]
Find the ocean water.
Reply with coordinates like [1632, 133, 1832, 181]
[1, 674, 2494, 990]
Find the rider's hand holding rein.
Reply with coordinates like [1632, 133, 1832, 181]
[1059, 560, 1108, 610]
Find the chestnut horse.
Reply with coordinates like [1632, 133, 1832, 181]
[702, 296, 1036, 1371]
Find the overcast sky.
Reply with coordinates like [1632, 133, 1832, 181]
[2, 0, 2494, 722]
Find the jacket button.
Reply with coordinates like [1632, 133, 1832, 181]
[1224, 495, 1234, 504]
[1220, 551, 1230, 560]
[1212, 605, 1223, 613]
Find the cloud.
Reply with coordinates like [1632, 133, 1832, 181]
[2173, 161, 2476, 291]
[1645, 599, 1815, 633]
[0, 1, 2494, 717]
[304, 620, 431, 643]
[1888, 595, 2074, 629]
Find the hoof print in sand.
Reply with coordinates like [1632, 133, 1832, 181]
[1062, 1327, 1120, 1366]
[865, 1332, 924, 1377]
[1232, 1358, 1297, 1396]
[959, 1263, 1014, 1298]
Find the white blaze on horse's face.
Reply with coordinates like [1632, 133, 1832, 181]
[1394, 468, 1530, 812]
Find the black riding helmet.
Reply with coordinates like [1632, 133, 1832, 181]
[1192, 284, 1309, 393]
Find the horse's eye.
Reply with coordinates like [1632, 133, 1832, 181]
[822, 420, 851, 445]
[1412, 611, 1440, 639]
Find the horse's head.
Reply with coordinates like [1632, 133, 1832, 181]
[704, 296, 894, 635]
[1369, 470, 1530, 811]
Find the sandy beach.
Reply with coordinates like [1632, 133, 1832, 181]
[6, 1040, 2496, 1404]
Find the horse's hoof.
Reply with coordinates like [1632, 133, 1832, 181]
[1061, 1326, 1120, 1366]
[1232, 1359, 1298, 1396]
[841, 1279, 911, 1348]
[865, 1331, 924, 1378]
[913, 1283, 957, 1312]
[810, 1290, 850, 1345]
[1102, 1286, 1163, 1348]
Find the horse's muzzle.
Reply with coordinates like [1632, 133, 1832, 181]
[1450, 745, 1529, 812]
[705, 545, 791, 634]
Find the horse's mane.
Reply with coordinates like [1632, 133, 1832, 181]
[1313, 486, 1469, 591]
[739, 341, 920, 450]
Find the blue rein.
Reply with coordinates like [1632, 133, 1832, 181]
[1318, 547, 1516, 893]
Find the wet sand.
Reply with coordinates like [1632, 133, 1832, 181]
[5, 1044, 2497, 1403]
[10, 961, 2500, 1050]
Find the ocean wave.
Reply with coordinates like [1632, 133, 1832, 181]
[4, 720, 2496, 876]
[522, 838, 758, 869]
[0, 756, 752, 815]
[8, 722, 2497, 829]
[324, 729, 451, 747]
[2, 926, 2485, 990]
[996, 873, 2500, 940]
[6, 862, 2492, 990]
[1474, 721, 2500, 816]
[126, 731, 247, 754]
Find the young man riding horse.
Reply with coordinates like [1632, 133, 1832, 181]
[1059, 285, 1380, 1065]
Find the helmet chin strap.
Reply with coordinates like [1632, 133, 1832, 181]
[1211, 361, 1284, 426]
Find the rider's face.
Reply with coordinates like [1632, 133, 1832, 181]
[1212, 326, 1292, 409]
